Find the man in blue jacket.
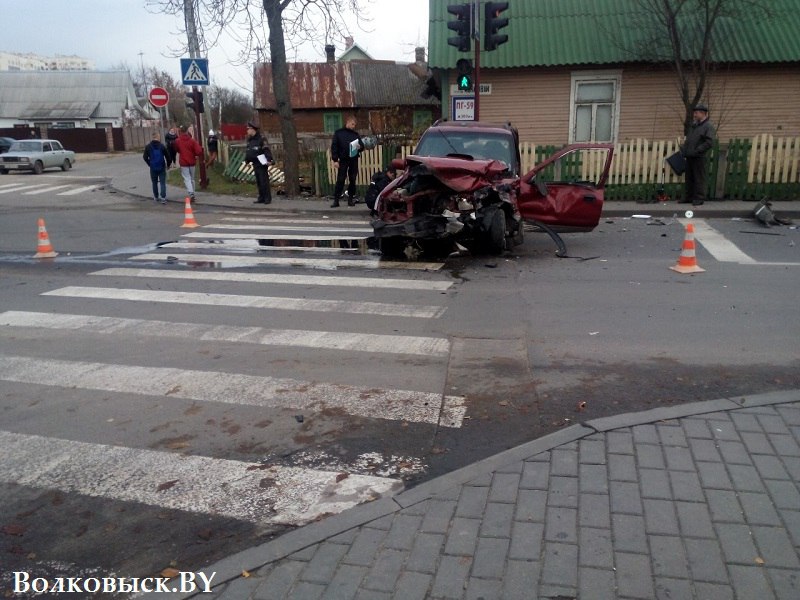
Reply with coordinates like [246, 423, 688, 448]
[330, 116, 363, 207]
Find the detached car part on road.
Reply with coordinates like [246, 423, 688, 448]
[371, 121, 614, 257]
[0, 139, 76, 174]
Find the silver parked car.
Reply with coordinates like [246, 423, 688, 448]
[0, 139, 76, 174]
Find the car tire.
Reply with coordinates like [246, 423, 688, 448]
[61, 159, 71, 171]
[33, 161, 44, 175]
[484, 207, 506, 255]
[379, 237, 407, 258]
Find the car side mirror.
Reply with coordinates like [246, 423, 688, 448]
[532, 175, 548, 196]
[390, 157, 406, 171]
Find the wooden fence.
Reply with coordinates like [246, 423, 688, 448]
[221, 135, 800, 201]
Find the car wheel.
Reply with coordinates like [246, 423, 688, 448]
[61, 159, 72, 171]
[378, 237, 407, 258]
[484, 207, 506, 255]
[33, 161, 44, 175]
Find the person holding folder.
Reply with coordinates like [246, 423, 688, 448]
[245, 121, 274, 205]
[330, 115, 363, 207]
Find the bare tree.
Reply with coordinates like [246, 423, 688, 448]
[632, 0, 771, 134]
[147, 0, 367, 196]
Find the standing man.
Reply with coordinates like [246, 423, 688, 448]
[206, 129, 219, 168]
[245, 121, 274, 205]
[164, 126, 178, 169]
[142, 131, 169, 204]
[173, 125, 203, 202]
[680, 103, 715, 206]
[330, 115, 363, 207]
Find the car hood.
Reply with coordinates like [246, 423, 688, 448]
[403, 155, 511, 193]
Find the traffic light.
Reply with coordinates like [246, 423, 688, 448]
[484, 2, 509, 52]
[185, 90, 205, 114]
[447, 3, 472, 52]
[456, 58, 473, 92]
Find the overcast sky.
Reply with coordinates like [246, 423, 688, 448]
[7, 0, 429, 93]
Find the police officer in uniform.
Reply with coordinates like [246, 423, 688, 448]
[245, 121, 274, 204]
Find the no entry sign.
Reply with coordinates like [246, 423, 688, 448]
[148, 87, 170, 108]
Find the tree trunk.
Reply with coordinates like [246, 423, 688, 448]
[264, 0, 300, 197]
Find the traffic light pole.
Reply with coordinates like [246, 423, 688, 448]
[474, 27, 481, 121]
[192, 86, 208, 189]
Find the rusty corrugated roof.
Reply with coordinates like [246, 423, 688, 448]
[254, 61, 438, 110]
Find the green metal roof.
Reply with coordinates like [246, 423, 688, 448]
[428, 0, 800, 69]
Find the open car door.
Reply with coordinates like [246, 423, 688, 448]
[517, 143, 614, 232]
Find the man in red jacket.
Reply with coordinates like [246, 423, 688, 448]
[173, 125, 203, 202]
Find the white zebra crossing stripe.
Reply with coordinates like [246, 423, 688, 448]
[164, 240, 364, 253]
[22, 184, 71, 195]
[221, 217, 368, 225]
[679, 219, 756, 264]
[204, 223, 374, 233]
[42, 286, 446, 318]
[180, 232, 368, 241]
[58, 184, 103, 196]
[129, 252, 444, 270]
[0, 311, 450, 356]
[0, 429, 402, 526]
[0, 184, 52, 194]
[0, 355, 466, 427]
[91, 267, 453, 291]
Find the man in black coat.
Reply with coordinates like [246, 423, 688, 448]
[680, 104, 715, 206]
[330, 116, 363, 207]
[244, 121, 274, 204]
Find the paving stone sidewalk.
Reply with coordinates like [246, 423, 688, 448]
[154, 390, 800, 600]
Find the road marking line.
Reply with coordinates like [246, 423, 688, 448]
[58, 184, 103, 195]
[22, 184, 72, 195]
[42, 286, 446, 318]
[91, 267, 453, 291]
[680, 219, 756, 264]
[163, 240, 363, 253]
[205, 223, 373, 233]
[0, 355, 465, 427]
[0, 184, 53, 194]
[180, 232, 369, 241]
[0, 310, 450, 356]
[0, 429, 402, 526]
[128, 252, 444, 270]
[221, 217, 369, 225]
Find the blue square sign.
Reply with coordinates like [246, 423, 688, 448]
[180, 58, 209, 86]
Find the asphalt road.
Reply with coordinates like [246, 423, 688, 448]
[1, 164, 798, 596]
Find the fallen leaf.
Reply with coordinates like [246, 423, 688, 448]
[161, 568, 180, 579]
[197, 529, 213, 541]
[157, 480, 179, 492]
[498, 400, 508, 407]
[576, 401, 587, 412]
[241, 570, 251, 578]
[1, 524, 26, 536]
[755, 557, 765, 565]
[335, 473, 349, 483]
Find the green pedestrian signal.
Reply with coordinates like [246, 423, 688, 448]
[457, 74, 473, 91]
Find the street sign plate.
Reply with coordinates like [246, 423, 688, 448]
[452, 96, 475, 121]
[148, 87, 170, 108]
[180, 58, 209, 86]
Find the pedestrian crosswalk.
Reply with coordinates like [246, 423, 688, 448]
[0, 215, 459, 535]
[0, 181, 103, 195]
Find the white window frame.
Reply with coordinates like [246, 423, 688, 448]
[568, 71, 622, 143]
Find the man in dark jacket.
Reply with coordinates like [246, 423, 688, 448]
[245, 121, 274, 204]
[364, 166, 397, 217]
[142, 131, 169, 204]
[680, 104, 715, 206]
[164, 126, 178, 169]
[330, 116, 363, 207]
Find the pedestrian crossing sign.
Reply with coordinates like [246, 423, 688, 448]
[180, 58, 209, 85]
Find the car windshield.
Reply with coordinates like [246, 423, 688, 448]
[10, 141, 41, 152]
[415, 131, 514, 166]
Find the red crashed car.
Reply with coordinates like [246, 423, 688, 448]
[371, 121, 614, 257]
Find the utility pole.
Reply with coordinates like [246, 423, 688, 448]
[183, 0, 208, 188]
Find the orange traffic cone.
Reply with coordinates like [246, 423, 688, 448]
[34, 218, 58, 258]
[670, 223, 705, 274]
[180, 197, 199, 228]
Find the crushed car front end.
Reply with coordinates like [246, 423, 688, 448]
[372, 155, 523, 256]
